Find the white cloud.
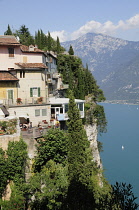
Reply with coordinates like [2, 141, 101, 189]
[50, 14, 139, 42]
[50, 30, 69, 42]
[71, 14, 139, 40]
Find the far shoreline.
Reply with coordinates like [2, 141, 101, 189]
[100, 100, 139, 105]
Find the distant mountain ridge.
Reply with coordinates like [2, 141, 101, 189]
[62, 33, 139, 103]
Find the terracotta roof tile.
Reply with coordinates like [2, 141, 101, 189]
[0, 71, 19, 81]
[20, 45, 44, 53]
[15, 63, 48, 69]
[0, 35, 20, 46]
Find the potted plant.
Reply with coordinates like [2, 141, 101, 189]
[37, 97, 43, 104]
[0, 130, 5, 135]
[16, 98, 22, 104]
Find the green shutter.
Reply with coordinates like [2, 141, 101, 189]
[30, 88, 33, 97]
[38, 87, 40, 97]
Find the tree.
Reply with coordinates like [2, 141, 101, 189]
[47, 31, 52, 51]
[34, 128, 68, 172]
[68, 45, 74, 55]
[6, 138, 28, 181]
[57, 53, 105, 101]
[93, 104, 107, 134]
[109, 182, 139, 210]
[29, 160, 68, 210]
[0, 148, 8, 197]
[16, 24, 34, 46]
[4, 24, 13, 35]
[57, 36, 61, 54]
[66, 91, 95, 209]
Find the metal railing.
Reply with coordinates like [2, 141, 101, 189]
[2, 98, 48, 107]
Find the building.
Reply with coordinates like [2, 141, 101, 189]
[0, 35, 84, 127]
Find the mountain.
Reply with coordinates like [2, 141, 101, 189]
[62, 33, 139, 103]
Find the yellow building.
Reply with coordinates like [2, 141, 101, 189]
[0, 71, 18, 104]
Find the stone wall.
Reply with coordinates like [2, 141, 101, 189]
[0, 122, 20, 151]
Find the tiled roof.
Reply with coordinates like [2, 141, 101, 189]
[0, 35, 20, 46]
[15, 63, 48, 69]
[0, 71, 19, 81]
[20, 45, 44, 53]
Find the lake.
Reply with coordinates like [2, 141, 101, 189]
[99, 103, 139, 203]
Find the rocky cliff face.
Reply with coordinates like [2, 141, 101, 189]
[85, 123, 102, 169]
[85, 123, 103, 187]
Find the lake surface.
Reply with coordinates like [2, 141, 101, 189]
[99, 103, 139, 203]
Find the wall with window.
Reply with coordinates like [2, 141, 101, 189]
[0, 82, 18, 101]
[8, 104, 51, 127]
[0, 46, 45, 70]
[16, 70, 47, 102]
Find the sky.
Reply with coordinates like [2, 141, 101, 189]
[1, 0, 139, 42]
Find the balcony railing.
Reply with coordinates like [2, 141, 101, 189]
[2, 98, 48, 107]
[51, 111, 84, 121]
[59, 84, 69, 90]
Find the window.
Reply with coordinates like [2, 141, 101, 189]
[42, 109, 47, 116]
[65, 104, 68, 113]
[8, 68, 14, 70]
[8, 47, 14, 57]
[23, 56, 27, 63]
[30, 87, 40, 97]
[78, 103, 83, 111]
[35, 109, 40, 116]
[20, 71, 25, 78]
[7, 89, 13, 100]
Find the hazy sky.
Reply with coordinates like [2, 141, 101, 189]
[1, 0, 139, 42]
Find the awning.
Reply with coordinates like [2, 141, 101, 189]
[19, 115, 29, 119]
[0, 105, 9, 117]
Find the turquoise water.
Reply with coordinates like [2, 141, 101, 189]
[99, 103, 139, 203]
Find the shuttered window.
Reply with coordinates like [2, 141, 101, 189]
[38, 87, 40, 97]
[8, 47, 14, 57]
[30, 88, 33, 97]
[30, 87, 41, 97]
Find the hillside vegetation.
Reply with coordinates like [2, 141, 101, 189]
[62, 32, 139, 103]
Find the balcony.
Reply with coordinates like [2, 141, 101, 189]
[60, 84, 69, 89]
[52, 73, 60, 79]
[2, 98, 48, 107]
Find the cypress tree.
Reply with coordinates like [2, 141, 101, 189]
[56, 36, 60, 54]
[4, 24, 13, 35]
[47, 31, 52, 51]
[66, 91, 95, 209]
[68, 45, 74, 55]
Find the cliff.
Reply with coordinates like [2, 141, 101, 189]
[85, 123, 102, 169]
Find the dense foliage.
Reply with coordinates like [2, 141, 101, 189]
[29, 160, 68, 210]
[0, 138, 28, 209]
[66, 91, 96, 209]
[34, 128, 68, 172]
[4, 24, 65, 53]
[57, 54, 106, 101]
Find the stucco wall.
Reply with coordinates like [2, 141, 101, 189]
[0, 83, 17, 100]
[0, 46, 43, 70]
[16, 70, 47, 101]
[8, 104, 51, 127]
